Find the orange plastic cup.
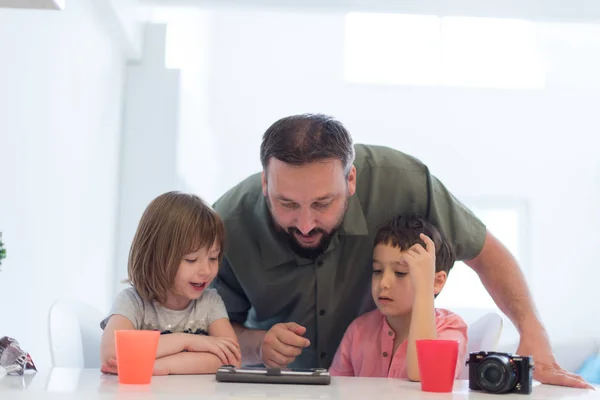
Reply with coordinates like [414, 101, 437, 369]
[416, 339, 459, 393]
[114, 330, 160, 384]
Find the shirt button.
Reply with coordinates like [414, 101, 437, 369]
[388, 331, 393, 336]
[382, 352, 388, 357]
[319, 309, 326, 316]
[320, 352, 327, 359]
[317, 260, 324, 268]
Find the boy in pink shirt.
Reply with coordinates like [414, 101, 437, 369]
[329, 214, 468, 381]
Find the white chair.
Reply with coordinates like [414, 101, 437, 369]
[48, 299, 104, 368]
[458, 312, 504, 379]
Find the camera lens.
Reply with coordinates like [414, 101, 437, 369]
[476, 355, 518, 394]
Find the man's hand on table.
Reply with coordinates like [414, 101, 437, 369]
[517, 333, 593, 390]
[261, 322, 311, 368]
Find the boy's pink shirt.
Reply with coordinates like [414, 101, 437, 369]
[329, 308, 468, 378]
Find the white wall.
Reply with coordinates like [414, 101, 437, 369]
[0, 0, 126, 368]
[105, 0, 150, 58]
[182, 10, 600, 345]
[115, 23, 182, 295]
[149, 8, 221, 204]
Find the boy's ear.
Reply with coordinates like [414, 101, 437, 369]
[433, 271, 447, 296]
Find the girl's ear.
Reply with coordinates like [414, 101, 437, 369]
[433, 270, 447, 296]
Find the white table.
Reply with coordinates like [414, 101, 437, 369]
[1, 368, 598, 399]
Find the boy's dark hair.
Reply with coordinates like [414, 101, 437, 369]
[260, 113, 355, 176]
[374, 213, 456, 275]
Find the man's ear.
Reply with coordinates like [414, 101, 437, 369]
[433, 270, 448, 296]
[261, 171, 267, 197]
[347, 165, 357, 196]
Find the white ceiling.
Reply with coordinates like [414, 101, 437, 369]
[139, 0, 600, 23]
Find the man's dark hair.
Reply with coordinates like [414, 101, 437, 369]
[260, 114, 355, 176]
[374, 213, 456, 275]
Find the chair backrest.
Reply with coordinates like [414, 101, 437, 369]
[458, 312, 504, 379]
[48, 299, 104, 368]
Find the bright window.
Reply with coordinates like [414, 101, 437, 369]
[344, 13, 547, 89]
[436, 201, 528, 309]
[441, 17, 546, 89]
[344, 13, 442, 86]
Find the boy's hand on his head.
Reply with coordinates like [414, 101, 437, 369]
[405, 233, 436, 292]
[261, 322, 311, 368]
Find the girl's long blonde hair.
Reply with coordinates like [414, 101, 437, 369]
[127, 191, 225, 304]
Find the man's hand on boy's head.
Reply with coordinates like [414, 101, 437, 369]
[261, 322, 311, 368]
[405, 233, 436, 292]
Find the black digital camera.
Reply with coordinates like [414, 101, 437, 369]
[467, 351, 534, 394]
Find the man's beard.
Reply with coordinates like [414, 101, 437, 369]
[282, 226, 336, 260]
[266, 195, 349, 260]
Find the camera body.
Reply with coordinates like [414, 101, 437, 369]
[467, 351, 534, 394]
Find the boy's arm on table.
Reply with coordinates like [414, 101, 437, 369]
[405, 234, 439, 382]
[437, 326, 468, 378]
[406, 286, 437, 382]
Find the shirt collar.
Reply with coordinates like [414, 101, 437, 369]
[380, 310, 395, 337]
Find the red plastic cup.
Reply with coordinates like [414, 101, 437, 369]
[416, 339, 459, 393]
[114, 330, 160, 384]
